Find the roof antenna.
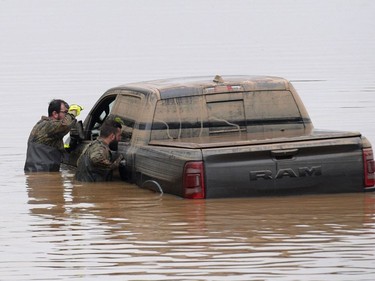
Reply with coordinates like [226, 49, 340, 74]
[213, 75, 224, 83]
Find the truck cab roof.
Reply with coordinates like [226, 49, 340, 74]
[109, 75, 290, 100]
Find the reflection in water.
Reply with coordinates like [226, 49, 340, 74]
[24, 170, 375, 280]
[27, 173, 69, 220]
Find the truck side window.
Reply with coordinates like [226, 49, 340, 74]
[151, 96, 208, 140]
[88, 96, 116, 140]
[110, 93, 143, 143]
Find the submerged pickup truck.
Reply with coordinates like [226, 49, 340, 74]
[63, 75, 375, 198]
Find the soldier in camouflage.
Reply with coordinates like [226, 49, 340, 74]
[24, 99, 83, 172]
[75, 118, 124, 182]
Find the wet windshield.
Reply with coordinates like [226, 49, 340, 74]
[151, 91, 304, 140]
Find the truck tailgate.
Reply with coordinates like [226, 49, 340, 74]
[202, 137, 364, 198]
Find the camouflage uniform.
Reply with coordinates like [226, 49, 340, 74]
[75, 139, 122, 182]
[24, 114, 76, 172]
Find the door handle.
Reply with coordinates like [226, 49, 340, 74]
[271, 149, 299, 159]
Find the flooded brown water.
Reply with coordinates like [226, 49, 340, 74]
[1, 0, 375, 280]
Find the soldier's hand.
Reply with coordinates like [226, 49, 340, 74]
[113, 154, 124, 166]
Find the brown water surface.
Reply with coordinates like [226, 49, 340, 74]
[17, 170, 375, 280]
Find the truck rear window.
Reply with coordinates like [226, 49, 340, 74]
[151, 91, 304, 140]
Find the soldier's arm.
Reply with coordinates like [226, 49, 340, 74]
[50, 114, 76, 136]
[90, 148, 114, 170]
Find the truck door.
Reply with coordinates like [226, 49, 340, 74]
[63, 94, 117, 166]
[110, 92, 145, 180]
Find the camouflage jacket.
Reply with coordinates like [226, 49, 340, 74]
[24, 114, 76, 172]
[27, 114, 76, 151]
[75, 139, 121, 182]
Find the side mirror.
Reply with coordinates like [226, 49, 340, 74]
[70, 121, 85, 140]
[65, 121, 85, 152]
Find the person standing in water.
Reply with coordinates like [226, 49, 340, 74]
[24, 99, 83, 172]
[75, 118, 124, 182]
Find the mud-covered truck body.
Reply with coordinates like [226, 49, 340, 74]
[63, 75, 375, 198]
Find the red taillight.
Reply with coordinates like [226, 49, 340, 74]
[183, 161, 205, 199]
[363, 148, 375, 187]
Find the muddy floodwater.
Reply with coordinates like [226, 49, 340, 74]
[1, 0, 375, 280]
